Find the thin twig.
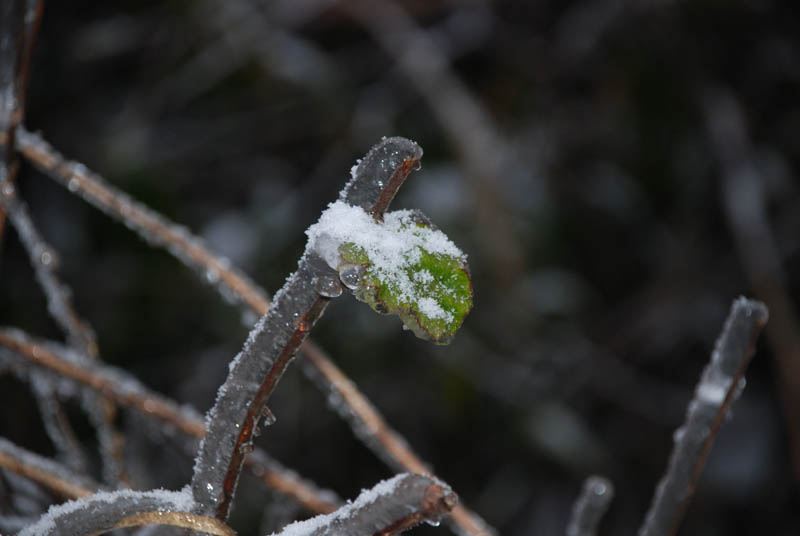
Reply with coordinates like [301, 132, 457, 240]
[0, 0, 43, 243]
[566, 476, 614, 536]
[0, 436, 100, 500]
[17, 488, 234, 536]
[703, 88, 800, 482]
[271, 473, 457, 536]
[16, 126, 496, 535]
[0, 327, 341, 515]
[191, 137, 423, 520]
[637, 297, 768, 536]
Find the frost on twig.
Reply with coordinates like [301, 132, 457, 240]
[0, 436, 100, 500]
[270, 473, 457, 536]
[191, 137, 425, 520]
[0, 327, 341, 515]
[17, 487, 234, 536]
[15, 126, 271, 319]
[638, 297, 768, 536]
[566, 476, 614, 536]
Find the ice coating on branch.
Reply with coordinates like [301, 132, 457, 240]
[305, 201, 472, 344]
[19, 486, 196, 536]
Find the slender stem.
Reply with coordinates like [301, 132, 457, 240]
[15, 127, 271, 316]
[0, 436, 100, 500]
[638, 297, 768, 536]
[0, 0, 43, 243]
[272, 473, 457, 536]
[191, 137, 423, 520]
[17, 126, 496, 535]
[566, 476, 614, 536]
[0, 327, 341, 515]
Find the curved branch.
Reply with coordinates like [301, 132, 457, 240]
[17, 488, 233, 536]
[191, 137, 422, 520]
[271, 473, 457, 536]
[0, 327, 341, 515]
[17, 127, 495, 535]
[638, 297, 768, 536]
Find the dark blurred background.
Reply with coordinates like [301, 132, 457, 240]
[1, 0, 799, 534]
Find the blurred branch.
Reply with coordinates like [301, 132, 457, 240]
[703, 88, 800, 481]
[0, 0, 43, 243]
[565, 476, 614, 536]
[344, 0, 523, 285]
[0, 436, 100, 500]
[0, 180, 129, 485]
[190, 137, 422, 520]
[16, 126, 495, 535]
[0, 327, 341, 515]
[15, 126, 271, 317]
[638, 297, 768, 536]
[272, 473, 457, 536]
[17, 488, 234, 536]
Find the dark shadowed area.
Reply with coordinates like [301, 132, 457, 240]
[1, 0, 799, 534]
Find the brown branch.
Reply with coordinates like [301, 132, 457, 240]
[15, 126, 271, 316]
[637, 297, 768, 536]
[16, 126, 495, 535]
[191, 137, 423, 521]
[0, 436, 100, 500]
[0, 327, 341, 515]
[271, 473, 457, 536]
[0, 0, 43, 243]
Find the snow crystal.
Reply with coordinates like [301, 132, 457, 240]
[305, 201, 464, 321]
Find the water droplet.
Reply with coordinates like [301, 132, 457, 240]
[425, 520, 441, 527]
[67, 178, 80, 192]
[339, 264, 366, 290]
[262, 406, 277, 426]
[205, 269, 219, 283]
[315, 273, 343, 298]
[206, 483, 214, 492]
[1, 182, 15, 197]
[40, 251, 53, 265]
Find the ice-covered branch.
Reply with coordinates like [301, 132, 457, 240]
[565, 476, 614, 536]
[0, 187, 129, 484]
[17, 488, 234, 536]
[638, 297, 768, 536]
[270, 473, 457, 536]
[0, 437, 100, 500]
[0, 0, 43, 239]
[15, 126, 271, 317]
[17, 127, 493, 535]
[0, 327, 341, 515]
[0, 187, 97, 356]
[191, 137, 424, 520]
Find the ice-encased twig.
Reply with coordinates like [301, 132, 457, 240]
[17, 487, 234, 536]
[15, 126, 271, 317]
[0, 436, 100, 500]
[0, 327, 341, 515]
[637, 297, 768, 536]
[0, 187, 131, 484]
[17, 126, 496, 535]
[566, 476, 614, 536]
[270, 473, 457, 536]
[191, 137, 423, 520]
